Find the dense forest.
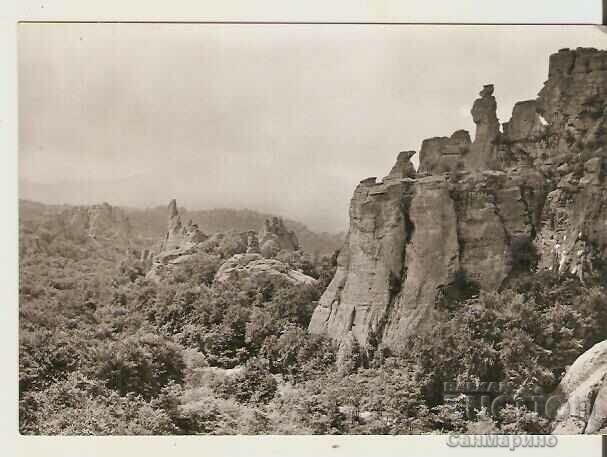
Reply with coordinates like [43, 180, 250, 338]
[19, 198, 607, 435]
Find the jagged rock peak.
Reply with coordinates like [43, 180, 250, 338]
[386, 150, 417, 180]
[246, 230, 260, 254]
[168, 198, 178, 220]
[469, 83, 500, 169]
[259, 216, 299, 257]
[160, 199, 207, 252]
[147, 200, 209, 282]
[479, 83, 494, 97]
[166, 199, 182, 234]
[417, 84, 498, 175]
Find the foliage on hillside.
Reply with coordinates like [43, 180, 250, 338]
[20, 199, 344, 255]
[19, 207, 607, 435]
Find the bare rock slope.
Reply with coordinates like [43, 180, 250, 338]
[309, 48, 607, 350]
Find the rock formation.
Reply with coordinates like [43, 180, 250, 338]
[61, 202, 133, 244]
[309, 47, 607, 350]
[246, 230, 260, 254]
[147, 201, 309, 284]
[259, 216, 300, 256]
[146, 200, 209, 281]
[211, 221, 314, 286]
[552, 340, 607, 434]
[467, 84, 500, 170]
[418, 131, 472, 175]
[20, 202, 134, 256]
[388, 150, 417, 179]
[161, 199, 208, 251]
[214, 253, 317, 287]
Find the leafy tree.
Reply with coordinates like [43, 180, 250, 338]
[21, 372, 177, 435]
[214, 358, 278, 404]
[93, 331, 186, 400]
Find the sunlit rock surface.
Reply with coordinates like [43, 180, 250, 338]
[310, 48, 607, 350]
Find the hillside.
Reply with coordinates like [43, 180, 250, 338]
[19, 200, 343, 255]
[19, 47, 607, 436]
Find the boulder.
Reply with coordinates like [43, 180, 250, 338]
[214, 253, 317, 287]
[552, 341, 607, 434]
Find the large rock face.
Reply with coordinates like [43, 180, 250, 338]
[309, 47, 607, 350]
[552, 341, 607, 434]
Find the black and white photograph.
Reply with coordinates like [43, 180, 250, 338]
[17, 22, 607, 437]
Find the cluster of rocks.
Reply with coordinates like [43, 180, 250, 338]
[160, 199, 208, 251]
[309, 48, 607, 351]
[146, 200, 316, 287]
[258, 217, 300, 257]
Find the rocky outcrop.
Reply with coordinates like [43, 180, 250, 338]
[60, 202, 132, 244]
[161, 199, 208, 251]
[418, 131, 472, 175]
[20, 202, 134, 256]
[147, 201, 310, 284]
[146, 200, 209, 281]
[388, 150, 417, 179]
[45, 203, 133, 247]
[259, 216, 300, 257]
[245, 230, 260, 254]
[214, 253, 317, 287]
[310, 48, 607, 350]
[552, 341, 607, 434]
[467, 84, 500, 170]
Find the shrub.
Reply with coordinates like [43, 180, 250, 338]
[94, 331, 186, 400]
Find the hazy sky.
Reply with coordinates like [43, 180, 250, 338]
[19, 24, 606, 232]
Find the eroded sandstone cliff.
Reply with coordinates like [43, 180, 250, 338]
[309, 47, 607, 350]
